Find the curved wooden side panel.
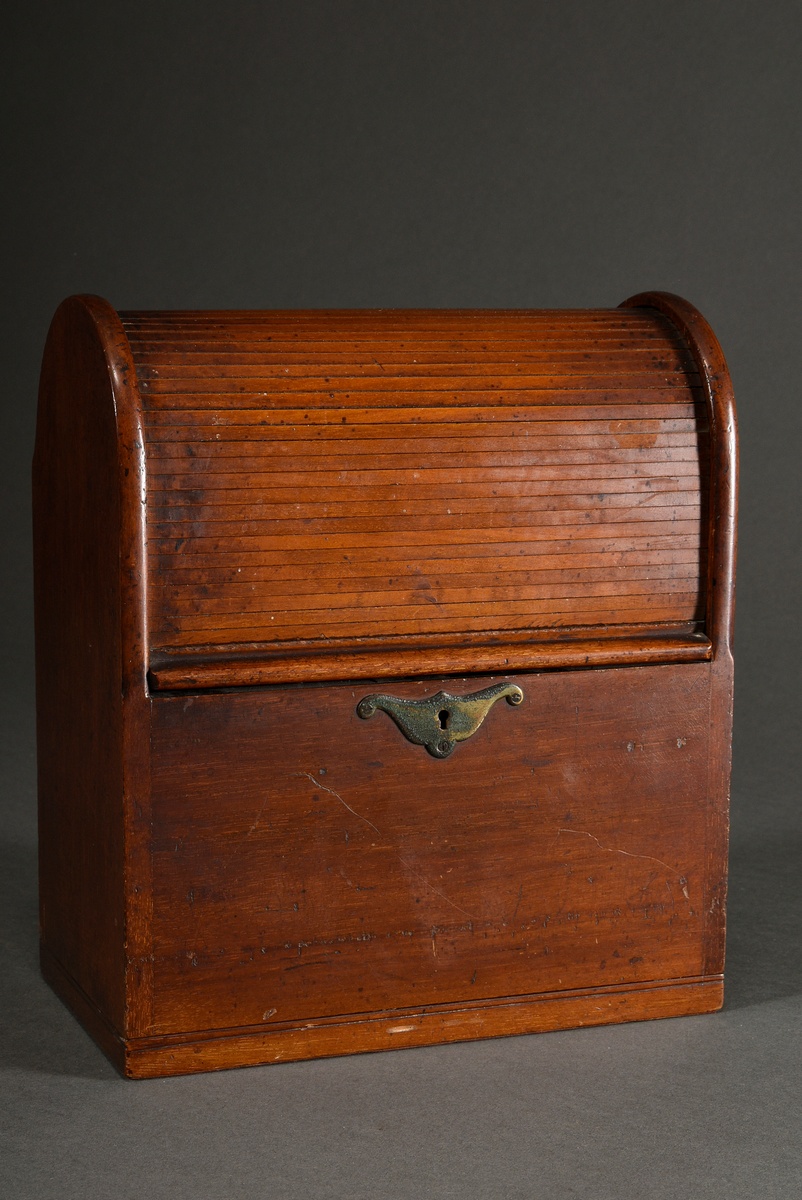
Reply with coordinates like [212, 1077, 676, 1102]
[622, 292, 737, 980]
[33, 295, 152, 1038]
[622, 293, 737, 659]
[83, 297, 150, 700]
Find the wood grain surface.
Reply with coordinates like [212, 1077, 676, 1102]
[146, 663, 715, 1038]
[120, 308, 709, 683]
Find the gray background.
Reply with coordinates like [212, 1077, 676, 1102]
[2, 3, 800, 1197]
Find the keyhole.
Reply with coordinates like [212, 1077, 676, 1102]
[438, 709, 450, 730]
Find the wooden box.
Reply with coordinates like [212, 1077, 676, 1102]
[33, 293, 737, 1078]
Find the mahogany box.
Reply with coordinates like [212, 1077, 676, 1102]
[33, 293, 737, 1078]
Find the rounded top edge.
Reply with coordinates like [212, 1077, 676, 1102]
[620, 291, 735, 408]
[622, 292, 738, 658]
[51, 295, 136, 397]
[37, 296, 149, 693]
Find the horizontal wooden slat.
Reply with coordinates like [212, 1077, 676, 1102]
[129, 320, 673, 330]
[149, 458, 699, 484]
[154, 544, 701, 581]
[152, 552, 700, 585]
[148, 434, 699, 460]
[145, 389, 696, 410]
[151, 517, 701, 552]
[149, 468, 702, 499]
[143, 402, 703, 426]
[164, 573, 697, 614]
[151, 481, 701, 513]
[151, 530, 701, 556]
[151, 495, 699, 527]
[160, 590, 701, 628]
[162, 587, 701, 619]
[150, 508, 699, 544]
[157, 572, 700, 599]
[130, 337, 683, 357]
[136, 348, 697, 370]
[136, 372, 696, 396]
[156, 603, 703, 647]
[147, 631, 711, 688]
[151, 549, 701, 580]
[124, 311, 678, 323]
[145, 416, 701, 442]
[123, 312, 673, 329]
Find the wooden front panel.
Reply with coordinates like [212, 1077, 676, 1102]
[147, 662, 716, 1036]
[122, 310, 708, 658]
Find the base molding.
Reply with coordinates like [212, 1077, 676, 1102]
[40, 944, 128, 1074]
[41, 943, 723, 1080]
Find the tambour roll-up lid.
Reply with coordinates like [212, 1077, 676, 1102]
[109, 299, 732, 690]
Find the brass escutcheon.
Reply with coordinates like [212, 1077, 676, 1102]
[356, 682, 524, 758]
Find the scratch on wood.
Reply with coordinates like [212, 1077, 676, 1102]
[246, 795, 270, 837]
[338, 866, 357, 890]
[300, 772, 380, 835]
[299, 772, 476, 919]
[396, 854, 478, 920]
[557, 827, 689, 897]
